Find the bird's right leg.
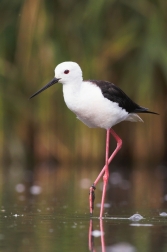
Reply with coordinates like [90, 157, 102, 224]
[89, 128, 122, 216]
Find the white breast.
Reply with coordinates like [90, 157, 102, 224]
[63, 81, 129, 129]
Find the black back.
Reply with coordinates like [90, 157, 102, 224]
[87, 80, 158, 115]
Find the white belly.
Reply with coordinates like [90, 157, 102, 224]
[63, 81, 129, 129]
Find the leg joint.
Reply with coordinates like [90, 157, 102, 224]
[90, 184, 96, 190]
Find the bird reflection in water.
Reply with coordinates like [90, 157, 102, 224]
[89, 219, 105, 252]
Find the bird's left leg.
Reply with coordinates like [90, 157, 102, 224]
[99, 129, 110, 218]
[89, 130, 110, 216]
[89, 128, 122, 217]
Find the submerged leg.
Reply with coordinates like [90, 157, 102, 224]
[89, 128, 122, 217]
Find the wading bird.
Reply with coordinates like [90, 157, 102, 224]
[30, 61, 158, 218]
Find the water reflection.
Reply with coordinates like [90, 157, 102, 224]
[1, 163, 167, 251]
[89, 214, 144, 252]
[88, 214, 167, 252]
[89, 219, 105, 252]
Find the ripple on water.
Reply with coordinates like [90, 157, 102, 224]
[159, 212, 167, 217]
[129, 213, 144, 222]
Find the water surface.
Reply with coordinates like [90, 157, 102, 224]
[1, 164, 167, 251]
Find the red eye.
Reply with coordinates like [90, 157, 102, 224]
[64, 70, 69, 74]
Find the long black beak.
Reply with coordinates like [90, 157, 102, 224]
[29, 77, 60, 99]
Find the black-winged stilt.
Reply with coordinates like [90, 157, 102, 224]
[30, 61, 158, 218]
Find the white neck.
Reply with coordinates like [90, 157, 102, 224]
[62, 78, 82, 112]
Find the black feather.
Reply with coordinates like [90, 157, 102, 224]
[87, 80, 159, 115]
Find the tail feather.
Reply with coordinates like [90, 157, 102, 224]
[134, 107, 159, 115]
[126, 114, 144, 123]
[126, 106, 159, 123]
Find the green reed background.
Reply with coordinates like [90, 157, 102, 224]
[0, 0, 167, 168]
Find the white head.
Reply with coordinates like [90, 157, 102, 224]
[30, 61, 83, 99]
[55, 61, 83, 85]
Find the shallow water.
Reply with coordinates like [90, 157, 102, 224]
[1, 164, 167, 251]
[1, 206, 167, 252]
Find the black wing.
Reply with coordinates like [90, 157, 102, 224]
[87, 80, 158, 115]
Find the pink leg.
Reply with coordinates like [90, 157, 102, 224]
[89, 128, 122, 217]
[100, 129, 110, 218]
[88, 220, 93, 251]
[100, 218, 105, 252]
[88, 219, 105, 252]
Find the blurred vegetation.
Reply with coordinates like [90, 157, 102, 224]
[0, 0, 167, 169]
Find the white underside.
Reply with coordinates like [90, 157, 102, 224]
[62, 81, 143, 129]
